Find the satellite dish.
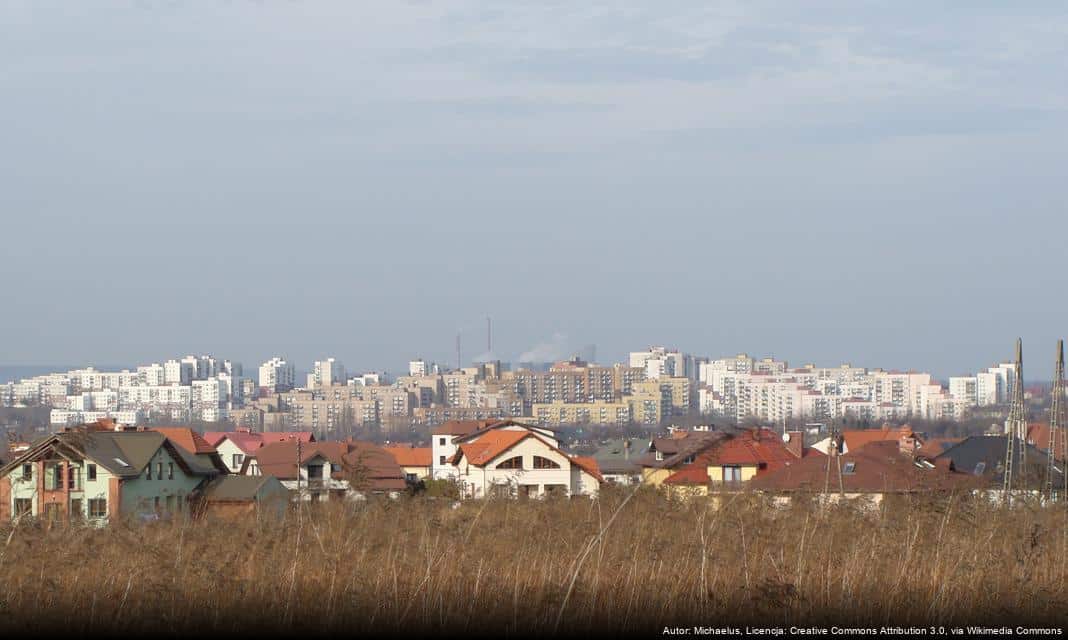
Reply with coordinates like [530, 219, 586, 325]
[782, 432, 791, 443]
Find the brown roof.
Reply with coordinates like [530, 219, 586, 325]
[638, 431, 729, 469]
[251, 440, 406, 492]
[749, 441, 977, 493]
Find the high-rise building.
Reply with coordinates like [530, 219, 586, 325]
[259, 357, 295, 393]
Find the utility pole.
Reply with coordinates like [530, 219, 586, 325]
[1002, 338, 1027, 502]
[1047, 339, 1065, 501]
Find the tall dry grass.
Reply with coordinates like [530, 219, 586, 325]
[1, 487, 1066, 634]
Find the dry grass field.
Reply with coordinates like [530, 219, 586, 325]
[1, 487, 1066, 635]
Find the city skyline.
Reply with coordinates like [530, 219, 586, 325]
[3, 2, 1068, 376]
[0, 333, 1060, 382]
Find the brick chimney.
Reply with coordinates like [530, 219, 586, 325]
[785, 431, 804, 458]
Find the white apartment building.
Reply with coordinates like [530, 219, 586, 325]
[192, 378, 229, 422]
[408, 359, 438, 377]
[629, 347, 694, 382]
[259, 357, 295, 392]
[138, 363, 166, 386]
[164, 359, 194, 385]
[50, 408, 143, 427]
[307, 358, 346, 388]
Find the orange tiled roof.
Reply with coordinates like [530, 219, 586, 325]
[568, 455, 603, 482]
[383, 445, 432, 467]
[457, 430, 530, 466]
[151, 427, 217, 455]
[453, 430, 603, 482]
[842, 426, 914, 453]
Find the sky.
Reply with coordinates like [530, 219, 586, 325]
[2, 1, 1067, 378]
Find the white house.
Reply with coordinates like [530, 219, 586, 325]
[449, 426, 601, 499]
[430, 419, 559, 481]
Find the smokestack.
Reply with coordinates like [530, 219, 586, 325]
[487, 316, 492, 353]
[456, 333, 462, 371]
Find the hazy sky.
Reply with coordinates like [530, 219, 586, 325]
[3, 1, 1067, 378]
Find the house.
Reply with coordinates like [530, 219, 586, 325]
[1026, 423, 1067, 463]
[915, 437, 963, 460]
[934, 435, 1062, 490]
[0, 423, 222, 524]
[592, 438, 647, 485]
[449, 427, 602, 499]
[199, 474, 288, 519]
[430, 419, 506, 479]
[430, 419, 558, 480]
[383, 445, 432, 483]
[204, 428, 315, 473]
[655, 428, 820, 495]
[240, 439, 406, 500]
[810, 424, 922, 456]
[637, 429, 731, 486]
[151, 427, 230, 474]
[749, 440, 976, 504]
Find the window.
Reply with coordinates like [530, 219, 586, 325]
[439, 455, 446, 465]
[405, 473, 418, 482]
[496, 456, 523, 470]
[533, 456, 560, 469]
[307, 464, 324, 480]
[88, 499, 107, 518]
[156, 462, 163, 479]
[146, 465, 152, 480]
[722, 466, 742, 483]
[843, 462, 856, 475]
[439, 437, 446, 446]
[87, 464, 97, 481]
[21, 464, 32, 481]
[14, 499, 32, 517]
[232, 454, 244, 469]
[47, 464, 63, 490]
[168, 462, 174, 480]
[655, 451, 664, 461]
[974, 462, 987, 476]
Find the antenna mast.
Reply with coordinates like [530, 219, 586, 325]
[1002, 338, 1027, 501]
[1047, 339, 1065, 501]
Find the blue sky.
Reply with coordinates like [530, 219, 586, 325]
[2, 1, 1067, 377]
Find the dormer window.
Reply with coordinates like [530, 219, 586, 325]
[655, 451, 664, 461]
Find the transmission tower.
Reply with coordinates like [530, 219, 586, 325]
[1002, 338, 1028, 500]
[1047, 339, 1065, 501]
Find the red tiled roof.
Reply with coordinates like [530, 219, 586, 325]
[841, 426, 915, 453]
[383, 445, 432, 467]
[662, 428, 815, 486]
[1027, 423, 1067, 462]
[260, 432, 315, 445]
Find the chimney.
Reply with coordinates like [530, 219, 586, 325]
[785, 431, 804, 459]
